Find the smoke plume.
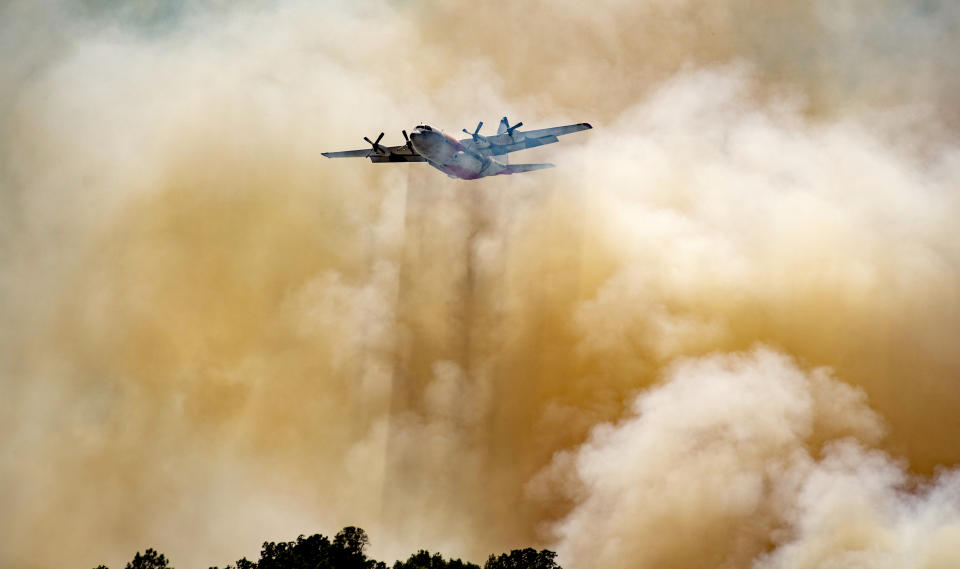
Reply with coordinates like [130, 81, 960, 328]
[2, 1, 960, 568]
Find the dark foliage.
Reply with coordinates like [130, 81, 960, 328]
[333, 526, 370, 557]
[213, 527, 385, 569]
[98, 527, 560, 569]
[483, 549, 559, 569]
[126, 548, 172, 569]
[392, 549, 480, 569]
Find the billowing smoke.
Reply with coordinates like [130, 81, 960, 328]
[2, 1, 960, 568]
[550, 348, 960, 569]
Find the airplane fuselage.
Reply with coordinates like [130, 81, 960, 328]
[408, 126, 507, 179]
[322, 117, 589, 179]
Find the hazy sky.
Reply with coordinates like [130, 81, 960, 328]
[2, 1, 960, 568]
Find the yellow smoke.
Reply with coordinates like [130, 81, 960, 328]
[2, 2, 959, 569]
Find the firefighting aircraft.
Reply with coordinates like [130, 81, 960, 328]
[322, 117, 592, 180]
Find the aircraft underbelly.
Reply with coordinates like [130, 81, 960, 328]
[423, 149, 486, 179]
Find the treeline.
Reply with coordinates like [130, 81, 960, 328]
[92, 526, 561, 569]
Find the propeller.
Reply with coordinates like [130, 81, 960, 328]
[364, 132, 386, 154]
[402, 129, 412, 151]
[462, 121, 485, 141]
[500, 117, 524, 136]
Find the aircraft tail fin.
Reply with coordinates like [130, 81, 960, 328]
[498, 117, 510, 135]
[500, 163, 554, 175]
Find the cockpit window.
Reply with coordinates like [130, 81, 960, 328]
[415, 125, 432, 131]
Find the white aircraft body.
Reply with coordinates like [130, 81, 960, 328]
[322, 117, 592, 180]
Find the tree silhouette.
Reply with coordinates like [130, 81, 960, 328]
[125, 548, 172, 569]
[392, 549, 479, 569]
[213, 527, 386, 569]
[334, 527, 370, 556]
[483, 549, 559, 569]
[96, 527, 562, 569]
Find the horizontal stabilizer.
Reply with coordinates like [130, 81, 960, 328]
[502, 163, 555, 175]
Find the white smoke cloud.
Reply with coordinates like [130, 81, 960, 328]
[550, 348, 960, 569]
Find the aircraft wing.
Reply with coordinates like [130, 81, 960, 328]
[369, 150, 426, 163]
[521, 123, 593, 139]
[321, 149, 372, 158]
[460, 122, 592, 157]
[322, 144, 425, 162]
